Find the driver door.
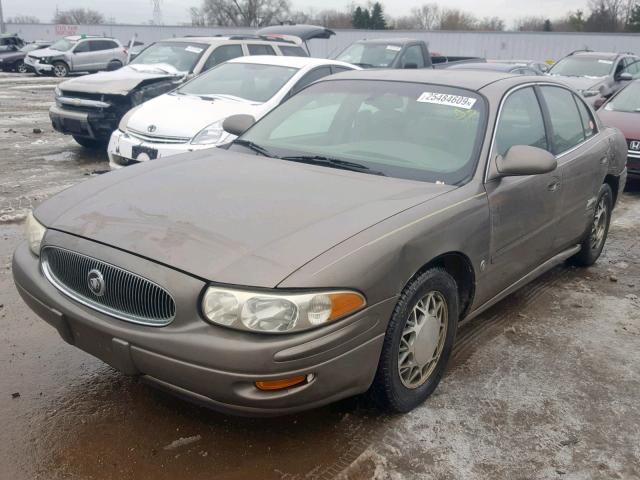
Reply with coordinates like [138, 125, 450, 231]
[485, 86, 561, 291]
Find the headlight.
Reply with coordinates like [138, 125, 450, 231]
[191, 120, 225, 145]
[39, 57, 50, 64]
[25, 211, 46, 256]
[201, 287, 366, 333]
[581, 89, 600, 97]
[54, 85, 61, 97]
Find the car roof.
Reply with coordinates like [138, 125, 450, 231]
[570, 51, 630, 59]
[64, 35, 116, 41]
[162, 36, 295, 46]
[447, 62, 519, 72]
[227, 55, 356, 69]
[320, 68, 554, 92]
[353, 38, 415, 45]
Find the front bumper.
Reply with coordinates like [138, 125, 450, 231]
[628, 152, 640, 178]
[24, 56, 53, 74]
[12, 232, 392, 416]
[108, 129, 212, 170]
[49, 103, 119, 141]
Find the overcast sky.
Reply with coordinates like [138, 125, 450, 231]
[3, 0, 590, 26]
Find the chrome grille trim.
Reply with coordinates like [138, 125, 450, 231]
[41, 246, 176, 326]
[126, 128, 190, 144]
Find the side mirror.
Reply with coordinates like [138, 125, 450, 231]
[593, 97, 606, 109]
[618, 72, 633, 82]
[496, 145, 557, 176]
[223, 114, 255, 137]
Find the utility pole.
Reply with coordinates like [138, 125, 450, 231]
[0, 0, 6, 34]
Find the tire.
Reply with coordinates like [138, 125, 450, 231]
[72, 135, 107, 149]
[52, 61, 69, 78]
[16, 61, 28, 74]
[107, 60, 123, 71]
[569, 183, 613, 267]
[371, 268, 459, 413]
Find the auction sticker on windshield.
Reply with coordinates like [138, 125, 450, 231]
[417, 92, 477, 109]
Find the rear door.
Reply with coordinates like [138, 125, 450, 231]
[90, 40, 118, 69]
[200, 44, 244, 72]
[485, 86, 561, 289]
[538, 85, 607, 250]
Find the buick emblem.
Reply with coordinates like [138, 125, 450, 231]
[147, 125, 157, 133]
[630, 140, 640, 151]
[87, 269, 106, 297]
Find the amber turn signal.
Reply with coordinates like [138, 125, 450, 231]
[255, 375, 307, 391]
[328, 292, 366, 321]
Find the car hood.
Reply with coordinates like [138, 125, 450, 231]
[0, 51, 23, 61]
[550, 75, 605, 91]
[58, 64, 185, 95]
[126, 93, 265, 138]
[597, 109, 640, 140]
[35, 149, 453, 287]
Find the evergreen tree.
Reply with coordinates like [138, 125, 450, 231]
[352, 6, 365, 29]
[370, 2, 387, 29]
[543, 19, 552, 31]
[628, 3, 640, 32]
[362, 8, 371, 28]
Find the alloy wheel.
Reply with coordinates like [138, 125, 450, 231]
[17, 62, 27, 73]
[590, 196, 608, 250]
[53, 64, 67, 77]
[398, 291, 448, 389]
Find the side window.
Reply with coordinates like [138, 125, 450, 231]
[541, 86, 587, 154]
[279, 46, 308, 57]
[495, 87, 548, 157]
[399, 45, 425, 69]
[248, 44, 275, 56]
[202, 44, 243, 71]
[614, 58, 627, 77]
[74, 42, 90, 53]
[331, 66, 353, 74]
[289, 66, 332, 96]
[573, 95, 597, 139]
[89, 40, 116, 52]
[623, 59, 640, 78]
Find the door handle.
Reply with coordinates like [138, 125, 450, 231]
[547, 180, 561, 192]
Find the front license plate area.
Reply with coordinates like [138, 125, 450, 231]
[132, 145, 158, 161]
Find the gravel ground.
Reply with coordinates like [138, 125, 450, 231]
[0, 72, 639, 480]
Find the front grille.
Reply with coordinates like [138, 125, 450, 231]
[41, 246, 176, 326]
[127, 128, 190, 144]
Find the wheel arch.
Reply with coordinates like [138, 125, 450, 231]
[406, 251, 476, 319]
[603, 174, 620, 207]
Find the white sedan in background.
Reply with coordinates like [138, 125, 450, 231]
[108, 56, 358, 169]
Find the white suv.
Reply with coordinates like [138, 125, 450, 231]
[25, 35, 127, 77]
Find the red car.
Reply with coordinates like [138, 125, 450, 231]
[598, 79, 640, 180]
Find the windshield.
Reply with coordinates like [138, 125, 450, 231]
[336, 43, 401, 68]
[605, 82, 640, 113]
[50, 38, 77, 52]
[233, 80, 487, 184]
[549, 56, 613, 77]
[178, 62, 298, 103]
[130, 41, 208, 72]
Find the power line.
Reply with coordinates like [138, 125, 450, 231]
[0, 0, 6, 34]
[152, 0, 163, 26]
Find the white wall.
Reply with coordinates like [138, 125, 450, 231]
[6, 23, 640, 62]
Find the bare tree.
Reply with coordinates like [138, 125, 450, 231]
[514, 16, 547, 31]
[6, 15, 40, 23]
[200, 0, 290, 27]
[411, 3, 441, 30]
[439, 8, 477, 30]
[53, 8, 105, 25]
[477, 16, 505, 31]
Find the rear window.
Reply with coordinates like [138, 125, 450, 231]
[248, 44, 276, 56]
[279, 46, 308, 57]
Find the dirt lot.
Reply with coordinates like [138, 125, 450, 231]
[1, 72, 639, 480]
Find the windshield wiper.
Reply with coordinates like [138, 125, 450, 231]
[233, 139, 275, 157]
[281, 155, 386, 176]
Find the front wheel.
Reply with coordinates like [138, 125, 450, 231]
[72, 135, 107, 149]
[371, 268, 459, 413]
[570, 183, 613, 267]
[52, 62, 69, 78]
[16, 61, 28, 74]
